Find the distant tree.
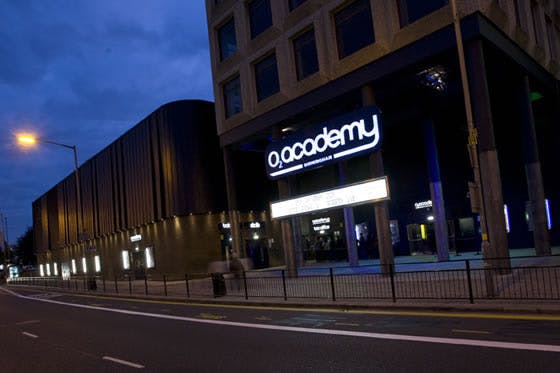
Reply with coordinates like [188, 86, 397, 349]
[13, 227, 36, 266]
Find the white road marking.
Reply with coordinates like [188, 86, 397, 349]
[102, 356, 144, 369]
[2, 287, 560, 353]
[22, 332, 38, 338]
[16, 320, 41, 325]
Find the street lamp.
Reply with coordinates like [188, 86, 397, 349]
[17, 134, 83, 242]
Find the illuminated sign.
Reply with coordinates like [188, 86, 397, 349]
[221, 222, 231, 229]
[271, 177, 389, 219]
[130, 234, 142, 242]
[414, 200, 432, 209]
[313, 225, 330, 232]
[249, 222, 261, 228]
[265, 106, 382, 179]
[312, 217, 330, 225]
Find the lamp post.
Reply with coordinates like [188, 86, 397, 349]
[17, 135, 83, 242]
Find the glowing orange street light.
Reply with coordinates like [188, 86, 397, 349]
[17, 134, 37, 145]
[16, 133, 83, 242]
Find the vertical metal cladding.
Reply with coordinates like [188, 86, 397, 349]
[33, 100, 226, 251]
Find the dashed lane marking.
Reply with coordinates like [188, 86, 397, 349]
[335, 323, 360, 327]
[102, 356, 144, 369]
[452, 329, 491, 335]
[22, 332, 38, 338]
[16, 320, 40, 326]
[198, 313, 227, 320]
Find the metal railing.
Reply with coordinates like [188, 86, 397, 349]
[7, 255, 560, 304]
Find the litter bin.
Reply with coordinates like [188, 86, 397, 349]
[211, 273, 226, 297]
[87, 277, 97, 291]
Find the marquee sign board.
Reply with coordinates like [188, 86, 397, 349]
[270, 176, 390, 219]
[265, 106, 383, 179]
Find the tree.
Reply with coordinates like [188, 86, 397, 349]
[13, 227, 36, 266]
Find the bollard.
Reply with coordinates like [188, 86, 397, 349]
[329, 268, 336, 302]
[281, 270, 287, 301]
[163, 275, 168, 296]
[465, 260, 474, 304]
[185, 274, 190, 298]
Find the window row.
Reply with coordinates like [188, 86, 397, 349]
[217, 0, 448, 63]
[222, 0, 377, 118]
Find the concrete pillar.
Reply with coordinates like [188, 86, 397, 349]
[338, 162, 359, 266]
[423, 118, 449, 261]
[222, 147, 242, 258]
[518, 74, 550, 256]
[465, 39, 509, 263]
[362, 84, 394, 274]
[277, 178, 298, 277]
[272, 126, 298, 277]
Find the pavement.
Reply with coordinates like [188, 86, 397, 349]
[6, 247, 560, 315]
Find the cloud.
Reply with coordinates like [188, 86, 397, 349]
[0, 0, 214, 241]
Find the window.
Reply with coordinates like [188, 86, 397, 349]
[397, 0, 448, 27]
[94, 255, 101, 272]
[122, 250, 130, 270]
[249, 0, 272, 39]
[293, 28, 319, 80]
[334, 0, 375, 59]
[546, 16, 558, 60]
[531, 1, 543, 46]
[289, 0, 307, 11]
[254, 53, 280, 101]
[223, 75, 243, 117]
[218, 18, 237, 61]
[145, 247, 155, 269]
[82, 257, 87, 274]
[71, 259, 77, 274]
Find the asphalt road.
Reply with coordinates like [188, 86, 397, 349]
[1, 286, 560, 372]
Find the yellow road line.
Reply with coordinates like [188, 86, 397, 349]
[9, 289, 560, 321]
[452, 329, 491, 335]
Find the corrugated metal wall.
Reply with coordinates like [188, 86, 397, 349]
[33, 100, 226, 252]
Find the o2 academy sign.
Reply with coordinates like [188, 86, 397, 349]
[265, 106, 383, 179]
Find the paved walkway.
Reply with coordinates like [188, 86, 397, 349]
[6, 247, 560, 315]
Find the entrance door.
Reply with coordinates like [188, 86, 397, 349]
[132, 250, 146, 279]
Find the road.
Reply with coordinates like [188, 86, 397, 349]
[1, 286, 559, 372]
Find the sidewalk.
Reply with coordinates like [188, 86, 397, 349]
[7, 247, 560, 315]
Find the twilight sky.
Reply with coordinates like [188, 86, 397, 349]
[0, 1, 213, 243]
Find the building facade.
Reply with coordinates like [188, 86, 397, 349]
[206, 0, 560, 272]
[33, 100, 284, 279]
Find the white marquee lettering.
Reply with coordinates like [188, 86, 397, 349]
[267, 114, 380, 170]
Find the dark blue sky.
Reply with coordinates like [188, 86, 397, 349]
[0, 1, 213, 242]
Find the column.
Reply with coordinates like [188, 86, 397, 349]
[465, 40, 509, 262]
[518, 74, 550, 256]
[423, 118, 449, 261]
[362, 84, 394, 274]
[338, 162, 358, 266]
[222, 146, 242, 259]
[272, 126, 298, 277]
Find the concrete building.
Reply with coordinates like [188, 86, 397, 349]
[205, 0, 560, 273]
[33, 100, 284, 280]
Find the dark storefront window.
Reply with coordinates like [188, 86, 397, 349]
[293, 28, 319, 80]
[249, 0, 272, 39]
[289, 0, 307, 11]
[223, 75, 242, 117]
[334, 0, 375, 59]
[254, 53, 280, 101]
[397, 0, 448, 27]
[218, 18, 237, 61]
